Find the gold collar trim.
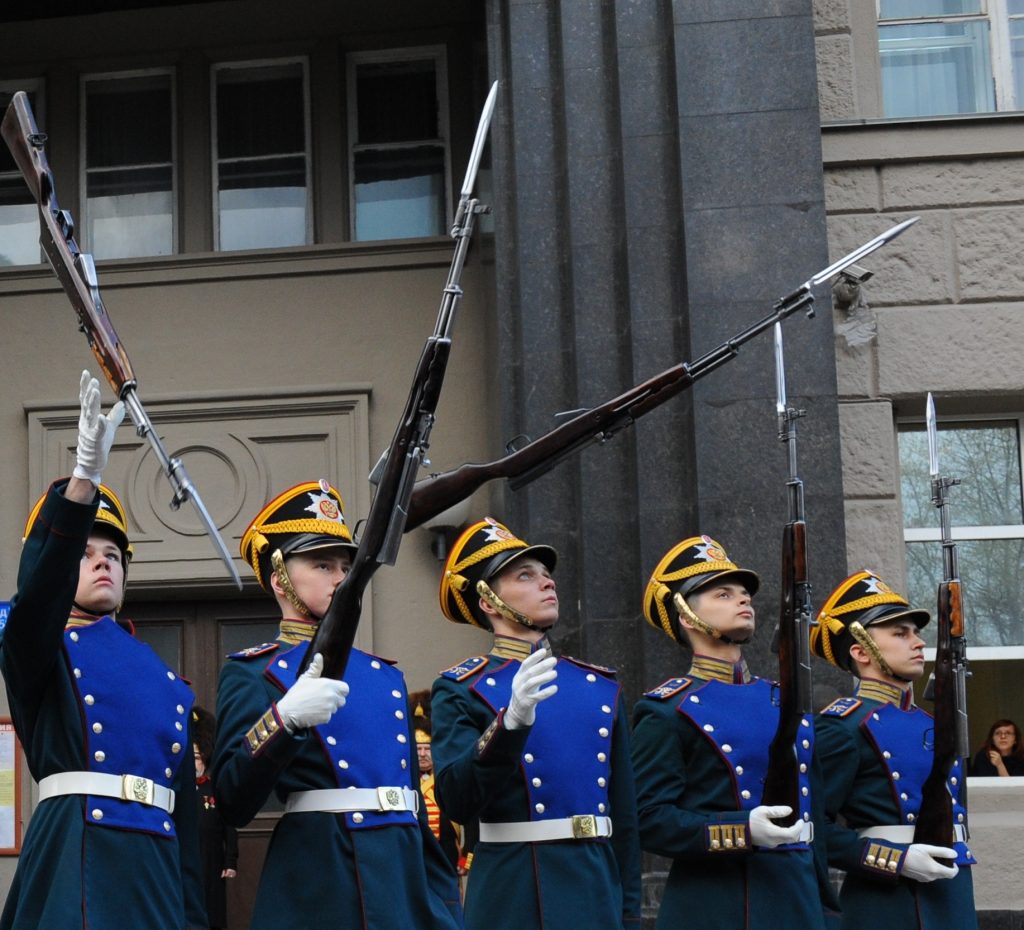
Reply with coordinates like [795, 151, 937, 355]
[689, 654, 750, 684]
[855, 677, 914, 709]
[65, 614, 102, 629]
[491, 634, 551, 661]
[279, 617, 318, 645]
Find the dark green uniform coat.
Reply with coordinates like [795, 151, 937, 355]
[213, 637, 462, 930]
[817, 678, 978, 930]
[0, 482, 207, 930]
[430, 639, 641, 930]
[631, 656, 836, 930]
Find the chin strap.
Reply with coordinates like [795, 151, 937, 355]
[673, 592, 751, 646]
[271, 549, 311, 618]
[476, 580, 542, 630]
[848, 620, 904, 680]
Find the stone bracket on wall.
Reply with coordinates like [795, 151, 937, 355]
[25, 385, 372, 640]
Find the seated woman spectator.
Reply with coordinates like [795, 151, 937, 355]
[971, 719, 1024, 776]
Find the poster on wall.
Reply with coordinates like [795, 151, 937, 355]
[0, 720, 22, 854]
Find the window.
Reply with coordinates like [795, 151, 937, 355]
[347, 48, 450, 242]
[213, 59, 311, 252]
[82, 71, 175, 259]
[0, 81, 43, 266]
[878, 0, 1024, 116]
[898, 417, 1024, 654]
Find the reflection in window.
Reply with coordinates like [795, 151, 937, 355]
[0, 85, 42, 266]
[899, 419, 1024, 648]
[84, 72, 174, 259]
[215, 61, 309, 252]
[350, 52, 448, 241]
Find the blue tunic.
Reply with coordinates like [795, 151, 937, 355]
[430, 642, 642, 930]
[0, 482, 206, 930]
[631, 658, 836, 930]
[816, 679, 978, 929]
[213, 637, 462, 930]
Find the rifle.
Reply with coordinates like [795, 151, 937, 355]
[759, 321, 814, 830]
[303, 81, 499, 680]
[913, 393, 969, 854]
[1, 91, 241, 589]
[404, 217, 919, 530]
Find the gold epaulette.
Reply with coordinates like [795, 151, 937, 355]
[705, 821, 750, 852]
[862, 840, 904, 875]
[245, 706, 283, 756]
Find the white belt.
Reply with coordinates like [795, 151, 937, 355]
[479, 815, 612, 843]
[38, 771, 175, 813]
[285, 787, 419, 816]
[859, 824, 968, 844]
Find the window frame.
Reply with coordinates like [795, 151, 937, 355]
[898, 410, 1024, 659]
[0, 77, 45, 267]
[79, 67, 178, 258]
[209, 56, 314, 253]
[345, 45, 452, 242]
[877, 0, 1023, 114]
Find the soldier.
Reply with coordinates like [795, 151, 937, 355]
[408, 690, 461, 869]
[211, 480, 461, 930]
[631, 535, 836, 929]
[0, 371, 207, 930]
[811, 570, 978, 929]
[430, 517, 641, 929]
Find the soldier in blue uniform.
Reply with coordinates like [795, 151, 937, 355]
[0, 370, 207, 930]
[431, 517, 642, 930]
[211, 480, 462, 930]
[811, 570, 978, 929]
[631, 535, 837, 929]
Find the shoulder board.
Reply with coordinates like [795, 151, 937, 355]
[227, 642, 280, 661]
[821, 697, 863, 718]
[644, 677, 693, 700]
[562, 655, 617, 678]
[439, 656, 488, 681]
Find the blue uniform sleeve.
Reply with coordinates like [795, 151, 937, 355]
[631, 698, 751, 860]
[212, 657, 305, 827]
[609, 696, 642, 925]
[430, 674, 529, 826]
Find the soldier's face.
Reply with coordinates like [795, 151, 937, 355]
[488, 556, 559, 628]
[684, 582, 754, 638]
[278, 549, 352, 618]
[75, 533, 126, 616]
[417, 742, 433, 773]
[866, 619, 926, 680]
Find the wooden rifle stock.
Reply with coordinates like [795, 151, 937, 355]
[760, 520, 809, 826]
[913, 579, 963, 848]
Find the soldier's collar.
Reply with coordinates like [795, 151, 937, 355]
[491, 634, 552, 662]
[855, 677, 914, 710]
[279, 616, 318, 645]
[689, 653, 751, 684]
[66, 609, 103, 629]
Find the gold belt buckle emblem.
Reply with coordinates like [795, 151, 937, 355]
[122, 774, 155, 806]
[571, 814, 597, 839]
[377, 787, 404, 811]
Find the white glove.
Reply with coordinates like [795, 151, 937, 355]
[748, 805, 805, 848]
[504, 648, 558, 730]
[72, 370, 125, 485]
[901, 843, 959, 882]
[276, 653, 349, 734]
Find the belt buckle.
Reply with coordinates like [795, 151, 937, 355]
[377, 787, 404, 811]
[571, 814, 597, 839]
[122, 774, 155, 806]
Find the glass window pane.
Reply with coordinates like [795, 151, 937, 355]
[880, 21, 995, 116]
[85, 74, 173, 259]
[356, 60, 439, 144]
[220, 621, 280, 656]
[880, 0, 983, 18]
[354, 146, 445, 241]
[906, 538, 1024, 647]
[0, 177, 39, 265]
[1012, 20, 1024, 108]
[216, 62, 308, 252]
[899, 421, 1023, 528]
[1009, 0, 1024, 13]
